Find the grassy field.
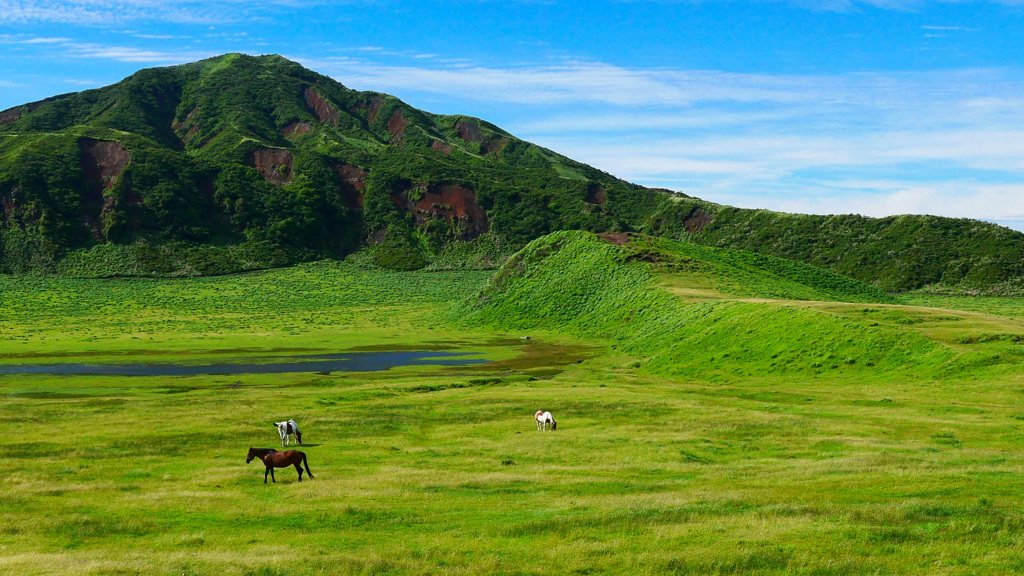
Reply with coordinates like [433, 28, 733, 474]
[5, 238, 1024, 575]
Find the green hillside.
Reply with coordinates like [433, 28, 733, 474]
[0, 54, 658, 276]
[646, 197, 1024, 293]
[456, 231, 955, 378]
[3, 53, 1024, 292]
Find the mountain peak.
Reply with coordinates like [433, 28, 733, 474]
[2, 55, 1023, 294]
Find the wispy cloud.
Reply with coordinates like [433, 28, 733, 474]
[302, 56, 1024, 227]
[0, 0, 356, 25]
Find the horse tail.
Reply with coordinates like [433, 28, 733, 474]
[302, 452, 314, 479]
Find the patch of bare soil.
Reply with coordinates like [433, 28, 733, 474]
[283, 122, 313, 138]
[598, 232, 629, 245]
[303, 86, 339, 125]
[455, 118, 507, 154]
[411, 185, 489, 239]
[331, 163, 367, 209]
[352, 95, 385, 124]
[431, 140, 453, 154]
[252, 148, 293, 185]
[456, 119, 485, 143]
[388, 109, 410, 142]
[80, 139, 130, 190]
[585, 186, 607, 205]
[172, 107, 201, 144]
[0, 106, 22, 125]
[0, 96, 58, 125]
[79, 138, 131, 237]
[684, 211, 715, 233]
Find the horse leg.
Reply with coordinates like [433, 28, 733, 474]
[264, 467, 269, 484]
[270, 467, 276, 483]
[295, 462, 303, 482]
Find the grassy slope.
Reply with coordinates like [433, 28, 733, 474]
[6, 238, 1024, 574]
[456, 231, 963, 378]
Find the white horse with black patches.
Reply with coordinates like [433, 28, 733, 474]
[274, 419, 303, 447]
[535, 411, 557, 431]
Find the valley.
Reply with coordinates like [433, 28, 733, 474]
[3, 233, 1024, 575]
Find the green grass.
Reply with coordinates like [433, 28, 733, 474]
[6, 234, 1024, 574]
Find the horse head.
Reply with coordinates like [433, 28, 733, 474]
[246, 447, 257, 463]
[295, 430, 303, 444]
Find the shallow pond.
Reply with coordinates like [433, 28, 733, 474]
[0, 351, 487, 376]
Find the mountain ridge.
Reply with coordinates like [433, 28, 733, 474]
[2, 53, 1023, 292]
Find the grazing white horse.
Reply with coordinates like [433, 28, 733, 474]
[535, 410, 557, 431]
[274, 419, 303, 447]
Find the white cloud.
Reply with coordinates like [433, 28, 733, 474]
[0, 0, 357, 24]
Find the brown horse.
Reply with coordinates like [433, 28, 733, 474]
[246, 447, 314, 483]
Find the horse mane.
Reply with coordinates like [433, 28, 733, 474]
[250, 447, 277, 455]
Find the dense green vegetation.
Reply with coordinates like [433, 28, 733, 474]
[4, 53, 1024, 292]
[0, 54, 658, 277]
[647, 197, 1024, 292]
[6, 233, 1024, 574]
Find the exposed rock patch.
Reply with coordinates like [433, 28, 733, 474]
[598, 232, 629, 245]
[455, 118, 507, 154]
[252, 148, 293, 185]
[353, 95, 385, 124]
[456, 119, 485, 143]
[283, 122, 313, 139]
[411, 185, 489, 239]
[303, 86, 339, 125]
[388, 109, 410, 142]
[173, 107, 202, 145]
[431, 140, 453, 154]
[79, 139, 131, 190]
[0, 96, 58, 125]
[0, 106, 22, 125]
[331, 163, 367, 209]
[585, 186, 607, 205]
[78, 138, 131, 237]
[684, 211, 715, 233]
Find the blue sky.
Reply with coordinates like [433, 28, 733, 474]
[3, 1, 1024, 229]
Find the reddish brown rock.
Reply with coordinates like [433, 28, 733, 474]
[353, 95, 385, 124]
[0, 96, 57, 125]
[430, 140, 453, 154]
[78, 138, 131, 238]
[684, 211, 715, 233]
[283, 122, 313, 138]
[598, 232, 629, 245]
[252, 148, 293, 185]
[80, 139, 131, 190]
[331, 163, 367, 209]
[411, 185, 489, 239]
[304, 86, 339, 125]
[456, 119, 485, 143]
[455, 118, 506, 154]
[0, 106, 22, 125]
[388, 109, 410, 142]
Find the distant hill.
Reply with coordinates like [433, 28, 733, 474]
[455, 231, 951, 378]
[645, 198, 1024, 293]
[2, 53, 1023, 292]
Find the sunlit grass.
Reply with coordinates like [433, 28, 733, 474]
[5, 239, 1024, 574]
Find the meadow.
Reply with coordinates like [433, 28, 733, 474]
[4, 236, 1024, 575]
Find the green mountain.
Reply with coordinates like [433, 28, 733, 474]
[2, 53, 1023, 292]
